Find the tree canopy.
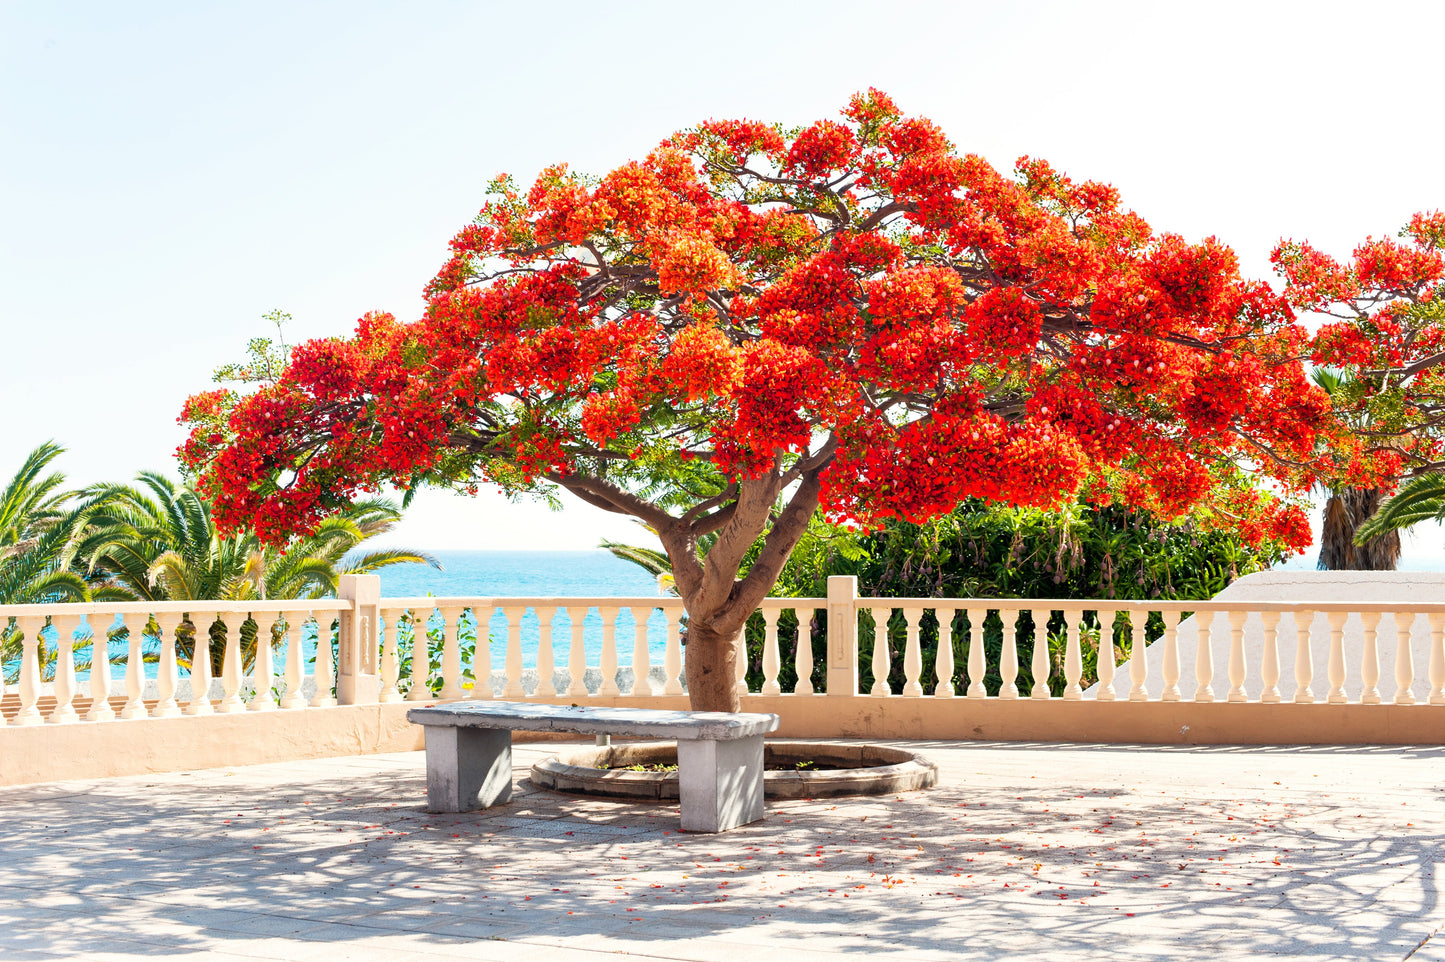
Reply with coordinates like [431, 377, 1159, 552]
[181, 91, 1332, 709]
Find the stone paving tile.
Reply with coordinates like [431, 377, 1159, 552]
[2, 740, 1444, 960]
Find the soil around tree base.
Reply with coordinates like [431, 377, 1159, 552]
[529, 741, 938, 800]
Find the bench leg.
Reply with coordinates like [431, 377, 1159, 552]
[423, 726, 513, 813]
[676, 735, 765, 833]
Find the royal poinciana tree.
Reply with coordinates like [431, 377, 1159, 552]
[182, 91, 1331, 711]
[1274, 212, 1445, 569]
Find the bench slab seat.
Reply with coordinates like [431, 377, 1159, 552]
[407, 702, 781, 833]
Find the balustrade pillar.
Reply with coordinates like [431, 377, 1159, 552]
[935, 607, 956, 698]
[1292, 610, 1316, 704]
[1128, 611, 1149, 702]
[761, 609, 782, 696]
[186, 614, 216, 715]
[966, 607, 988, 699]
[1394, 613, 1416, 706]
[1030, 609, 1050, 699]
[793, 609, 814, 695]
[902, 607, 924, 697]
[1194, 612, 1216, 703]
[1359, 611, 1382, 705]
[1326, 611, 1348, 704]
[869, 607, 891, 697]
[13, 615, 45, 726]
[48, 615, 80, 724]
[999, 609, 1019, 699]
[1227, 609, 1248, 703]
[151, 613, 183, 718]
[1095, 610, 1117, 702]
[1260, 611, 1281, 704]
[1161, 611, 1181, 702]
[826, 576, 859, 696]
[84, 614, 115, 722]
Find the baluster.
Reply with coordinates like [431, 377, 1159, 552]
[311, 613, 338, 708]
[48, 615, 80, 724]
[1128, 610, 1150, 702]
[186, 614, 216, 715]
[502, 606, 526, 698]
[1227, 609, 1248, 703]
[377, 609, 402, 703]
[1359, 611, 1382, 705]
[599, 606, 621, 697]
[902, 607, 924, 697]
[793, 608, 814, 695]
[435, 606, 465, 701]
[1292, 610, 1316, 704]
[935, 607, 956, 698]
[405, 608, 430, 702]
[967, 607, 988, 698]
[1161, 610, 1181, 702]
[536, 608, 558, 698]
[869, 607, 892, 696]
[567, 606, 590, 697]
[13, 615, 45, 725]
[1393, 613, 1416, 706]
[999, 609, 1019, 699]
[1260, 611, 1282, 704]
[468, 607, 494, 699]
[761, 608, 782, 695]
[119, 614, 148, 720]
[250, 613, 279, 711]
[1030, 609, 1050, 699]
[1063, 609, 1083, 700]
[84, 614, 115, 722]
[217, 612, 246, 713]
[1194, 611, 1216, 703]
[633, 607, 656, 696]
[1095, 610, 1117, 702]
[1428, 612, 1445, 706]
[279, 616, 306, 709]
[1326, 611, 1347, 704]
[735, 627, 748, 695]
[151, 613, 183, 718]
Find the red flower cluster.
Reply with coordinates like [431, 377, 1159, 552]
[180, 93, 1335, 556]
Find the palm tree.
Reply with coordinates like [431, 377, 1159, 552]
[1312, 369, 1401, 571]
[0, 441, 94, 605]
[1355, 473, 1445, 544]
[77, 473, 439, 672]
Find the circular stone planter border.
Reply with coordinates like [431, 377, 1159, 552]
[530, 741, 938, 800]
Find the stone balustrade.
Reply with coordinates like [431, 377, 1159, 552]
[5, 573, 1445, 786]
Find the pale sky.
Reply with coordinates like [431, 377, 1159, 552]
[3, 1, 1444, 555]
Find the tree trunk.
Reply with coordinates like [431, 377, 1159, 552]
[1318, 487, 1401, 571]
[682, 618, 745, 713]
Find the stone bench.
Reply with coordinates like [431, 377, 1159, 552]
[406, 702, 781, 833]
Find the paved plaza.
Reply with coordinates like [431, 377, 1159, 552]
[2, 739, 1443, 961]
